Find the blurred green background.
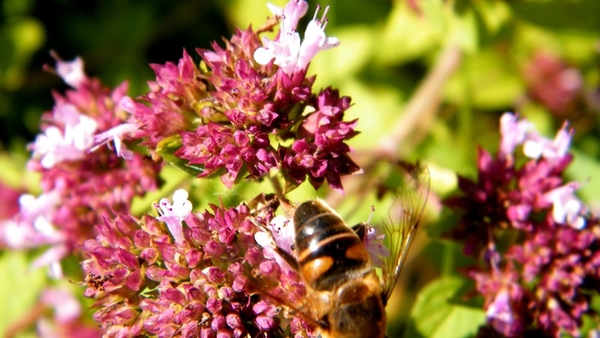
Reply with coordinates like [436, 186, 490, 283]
[1, 0, 599, 337]
[0, 0, 232, 150]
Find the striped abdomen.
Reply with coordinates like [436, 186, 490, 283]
[293, 200, 371, 291]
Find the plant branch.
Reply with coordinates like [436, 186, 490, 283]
[327, 46, 462, 208]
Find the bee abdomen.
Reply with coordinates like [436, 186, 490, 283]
[293, 201, 371, 291]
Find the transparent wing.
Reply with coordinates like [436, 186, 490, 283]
[381, 163, 430, 302]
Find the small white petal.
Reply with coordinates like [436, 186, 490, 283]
[55, 56, 87, 88]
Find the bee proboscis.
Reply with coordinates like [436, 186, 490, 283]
[257, 164, 430, 338]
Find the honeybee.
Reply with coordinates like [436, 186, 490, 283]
[256, 164, 430, 338]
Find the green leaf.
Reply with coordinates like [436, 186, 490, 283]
[0, 251, 47, 337]
[377, 0, 446, 64]
[580, 290, 600, 336]
[446, 7, 478, 54]
[510, 1, 600, 32]
[589, 290, 600, 313]
[405, 276, 486, 338]
[156, 135, 205, 176]
[566, 148, 600, 205]
[473, 1, 512, 34]
[443, 49, 525, 109]
[0, 17, 45, 90]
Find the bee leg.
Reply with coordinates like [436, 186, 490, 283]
[247, 193, 280, 215]
[273, 245, 301, 271]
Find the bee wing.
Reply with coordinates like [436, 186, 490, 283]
[381, 164, 430, 302]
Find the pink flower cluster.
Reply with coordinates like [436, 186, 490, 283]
[81, 192, 311, 338]
[1, 1, 368, 336]
[446, 113, 599, 337]
[115, 0, 359, 191]
[0, 55, 161, 278]
[523, 52, 584, 117]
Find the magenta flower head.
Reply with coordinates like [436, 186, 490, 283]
[523, 52, 584, 117]
[0, 55, 161, 277]
[81, 191, 314, 337]
[111, 0, 359, 192]
[445, 112, 599, 337]
[82, 190, 390, 337]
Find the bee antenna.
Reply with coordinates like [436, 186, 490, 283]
[366, 205, 375, 225]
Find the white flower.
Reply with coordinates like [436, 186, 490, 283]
[40, 288, 82, 322]
[498, 113, 573, 162]
[54, 55, 88, 88]
[543, 182, 587, 229]
[30, 104, 97, 168]
[31, 245, 69, 279]
[363, 225, 389, 268]
[91, 123, 138, 159]
[499, 112, 534, 157]
[254, 215, 297, 274]
[296, 6, 339, 71]
[11, 192, 64, 248]
[523, 122, 572, 160]
[486, 289, 515, 325]
[155, 189, 193, 243]
[254, 1, 339, 74]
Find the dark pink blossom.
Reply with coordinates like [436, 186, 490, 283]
[117, 0, 358, 192]
[523, 52, 584, 117]
[446, 112, 599, 337]
[0, 182, 24, 220]
[81, 194, 310, 337]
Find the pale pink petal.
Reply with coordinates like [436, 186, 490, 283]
[91, 123, 138, 159]
[254, 1, 338, 74]
[155, 189, 193, 243]
[542, 182, 587, 229]
[499, 113, 533, 157]
[31, 244, 69, 278]
[54, 56, 88, 88]
[41, 288, 82, 322]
